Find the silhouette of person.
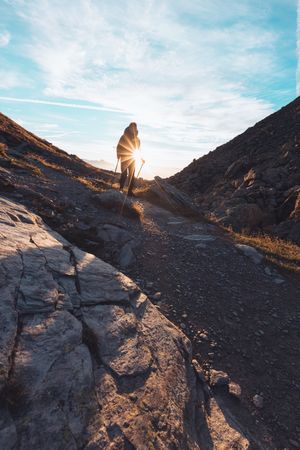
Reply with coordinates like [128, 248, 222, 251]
[116, 122, 142, 196]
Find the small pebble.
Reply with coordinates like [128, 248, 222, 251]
[210, 369, 229, 387]
[289, 439, 300, 448]
[229, 382, 242, 399]
[152, 292, 162, 301]
[253, 394, 264, 409]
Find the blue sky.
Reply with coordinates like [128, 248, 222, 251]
[0, 0, 298, 177]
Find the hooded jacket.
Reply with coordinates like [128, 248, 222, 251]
[117, 123, 140, 160]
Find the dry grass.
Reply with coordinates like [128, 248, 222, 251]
[33, 156, 73, 175]
[74, 176, 108, 192]
[129, 200, 144, 220]
[8, 156, 43, 177]
[227, 228, 300, 273]
[0, 143, 8, 157]
[31, 155, 111, 191]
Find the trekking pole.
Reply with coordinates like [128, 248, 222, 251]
[136, 160, 145, 179]
[111, 157, 119, 188]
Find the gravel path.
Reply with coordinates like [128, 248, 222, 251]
[124, 202, 300, 449]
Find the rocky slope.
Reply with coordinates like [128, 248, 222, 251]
[0, 112, 113, 183]
[169, 97, 300, 243]
[1, 111, 300, 448]
[0, 196, 251, 449]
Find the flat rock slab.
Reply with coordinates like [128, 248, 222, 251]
[183, 234, 216, 242]
[167, 220, 187, 225]
[235, 244, 264, 264]
[208, 398, 249, 448]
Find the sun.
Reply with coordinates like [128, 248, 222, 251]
[132, 148, 143, 163]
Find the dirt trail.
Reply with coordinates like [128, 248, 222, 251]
[124, 201, 300, 449]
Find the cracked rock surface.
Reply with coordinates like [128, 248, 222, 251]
[0, 196, 251, 449]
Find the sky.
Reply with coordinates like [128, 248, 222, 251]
[0, 0, 298, 178]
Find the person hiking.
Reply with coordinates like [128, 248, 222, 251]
[116, 122, 143, 196]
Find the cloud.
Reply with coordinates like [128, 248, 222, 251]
[7, 0, 288, 169]
[0, 31, 10, 47]
[0, 71, 23, 89]
[0, 96, 122, 112]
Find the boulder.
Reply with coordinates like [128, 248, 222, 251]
[224, 156, 251, 179]
[277, 186, 300, 221]
[96, 224, 138, 268]
[210, 369, 230, 387]
[147, 177, 202, 217]
[0, 196, 251, 449]
[218, 203, 264, 231]
[92, 189, 143, 220]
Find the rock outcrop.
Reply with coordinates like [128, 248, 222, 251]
[142, 176, 201, 218]
[169, 97, 300, 243]
[0, 197, 250, 449]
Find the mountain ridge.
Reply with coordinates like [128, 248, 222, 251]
[169, 96, 300, 243]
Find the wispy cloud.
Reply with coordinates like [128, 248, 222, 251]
[0, 96, 121, 112]
[0, 71, 23, 89]
[0, 31, 10, 47]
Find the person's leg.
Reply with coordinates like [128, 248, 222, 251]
[119, 160, 127, 190]
[127, 160, 135, 195]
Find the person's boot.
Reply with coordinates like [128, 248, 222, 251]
[127, 190, 135, 197]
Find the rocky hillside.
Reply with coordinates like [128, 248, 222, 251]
[169, 97, 300, 243]
[1, 111, 300, 448]
[0, 112, 115, 185]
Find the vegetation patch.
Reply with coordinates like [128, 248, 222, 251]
[0, 143, 8, 157]
[227, 228, 300, 273]
[74, 176, 108, 192]
[11, 158, 43, 177]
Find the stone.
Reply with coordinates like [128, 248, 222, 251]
[289, 439, 300, 448]
[235, 244, 264, 264]
[264, 267, 272, 275]
[207, 398, 249, 448]
[184, 234, 216, 242]
[92, 189, 142, 219]
[253, 394, 264, 409]
[152, 291, 162, 301]
[167, 219, 187, 225]
[198, 332, 209, 341]
[148, 176, 201, 217]
[196, 243, 207, 248]
[223, 203, 265, 231]
[119, 241, 136, 268]
[210, 369, 230, 387]
[192, 359, 207, 383]
[97, 223, 132, 245]
[229, 382, 242, 399]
